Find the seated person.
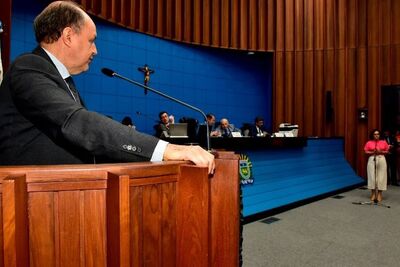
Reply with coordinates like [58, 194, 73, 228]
[121, 116, 135, 129]
[249, 116, 269, 137]
[202, 113, 220, 137]
[156, 111, 171, 138]
[215, 118, 240, 138]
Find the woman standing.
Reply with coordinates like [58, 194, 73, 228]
[364, 129, 390, 202]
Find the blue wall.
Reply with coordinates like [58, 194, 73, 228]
[241, 138, 364, 217]
[10, 0, 273, 135]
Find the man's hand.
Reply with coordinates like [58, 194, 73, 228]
[163, 144, 215, 174]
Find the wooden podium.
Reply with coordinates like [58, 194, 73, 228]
[0, 152, 239, 267]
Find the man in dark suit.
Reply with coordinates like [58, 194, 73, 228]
[156, 111, 171, 138]
[249, 116, 269, 137]
[0, 1, 214, 173]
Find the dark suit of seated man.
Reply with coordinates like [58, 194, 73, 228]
[0, 1, 215, 174]
[249, 116, 270, 137]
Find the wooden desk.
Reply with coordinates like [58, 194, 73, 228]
[167, 136, 307, 150]
[0, 152, 239, 267]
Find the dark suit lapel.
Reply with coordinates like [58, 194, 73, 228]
[32, 46, 87, 108]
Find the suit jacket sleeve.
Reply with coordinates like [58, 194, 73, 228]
[9, 52, 160, 162]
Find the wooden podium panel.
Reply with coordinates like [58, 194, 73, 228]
[0, 152, 239, 267]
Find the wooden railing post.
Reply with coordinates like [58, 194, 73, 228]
[210, 152, 240, 267]
[2, 176, 29, 267]
[176, 165, 210, 267]
[106, 173, 130, 267]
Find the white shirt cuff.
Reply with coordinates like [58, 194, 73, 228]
[150, 140, 169, 162]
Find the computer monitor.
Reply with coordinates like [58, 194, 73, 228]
[168, 123, 189, 138]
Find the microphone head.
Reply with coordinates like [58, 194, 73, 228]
[101, 68, 115, 77]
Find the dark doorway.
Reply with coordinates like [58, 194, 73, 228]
[381, 85, 400, 133]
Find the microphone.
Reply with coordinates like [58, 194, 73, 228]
[101, 67, 211, 151]
[101, 68, 115, 77]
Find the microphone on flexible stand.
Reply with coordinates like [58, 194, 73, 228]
[101, 68, 211, 151]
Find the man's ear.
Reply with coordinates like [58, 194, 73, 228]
[61, 27, 74, 47]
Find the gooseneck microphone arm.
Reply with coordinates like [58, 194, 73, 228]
[101, 68, 210, 151]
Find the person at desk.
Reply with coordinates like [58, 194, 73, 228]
[0, 1, 215, 174]
[215, 118, 240, 138]
[156, 111, 171, 138]
[364, 129, 389, 202]
[205, 113, 220, 137]
[249, 116, 269, 137]
[121, 116, 135, 129]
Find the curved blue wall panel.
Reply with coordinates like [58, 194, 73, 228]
[241, 138, 364, 217]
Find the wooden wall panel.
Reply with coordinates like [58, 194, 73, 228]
[345, 48, 358, 166]
[148, 0, 157, 34]
[211, 0, 221, 46]
[324, 50, 335, 136]
[335, 49, 346, 136]
[139, 0, 147, 32]
[391, 45, 400, 85]
[347, 0, 357, 48]
[325, 0, 335, 49]
[294, 0, 304, 51]
[130, 186, 143, 267]
[174, 0, 183, 40]
[303, 51, 314, 135]
[392, 0, 400, 44]
[230, 0, 240, 48]
[202, 0, 211, 45]
[294, 52, 305, 135]
[142, 185, 161, 266]
[274, 52, 285, 128]
[155, 0, 164, 37]
[221, 0, 230, 48]
[266, 0, 275, 51]
[356, 47, 368, 109]
[165, 0, 173, 37]
[83, 190, 106, 266]
[367, 47, 380, 128]
[29, 193, 56, 267]
[357, 0, 368, 47]
[303, 0, 313, 50]
[380, 0, 391, 46]
[285, 52, 295, 122]
[336, 0, 347, 49]
[161, 183, 176, 266]
[183, 0, 192, 42]
[367, 0, 380, 46]
[248, 0, 258, 50]
[275, 0, 285, 51]
[314, 51, 324, 136]
[240, 0, 249, 49]
[314, 0, 325, 50]
[58, 191, 81, 266]
[380, 46, 391, 85]
[284, 0, 295, 51]
[258, 0, 267, 50]
[193, 0, 201, 43]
